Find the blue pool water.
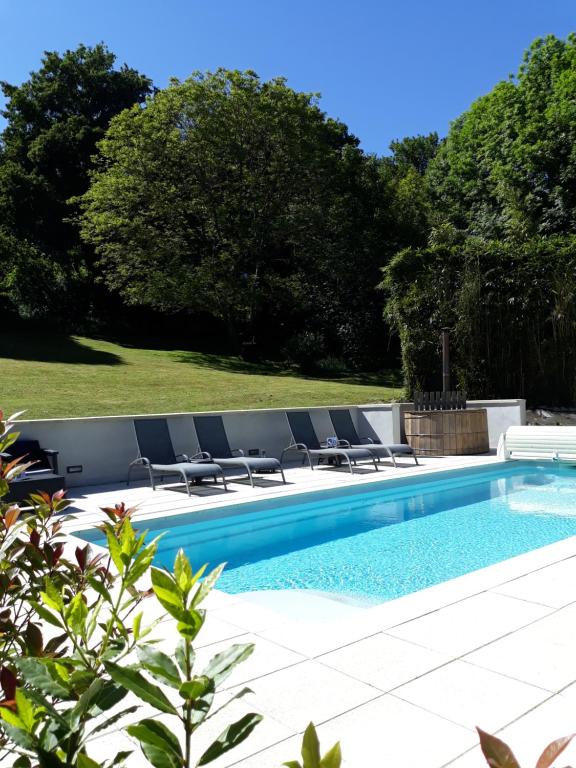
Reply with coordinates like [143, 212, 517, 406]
[77, 462, 576, 604]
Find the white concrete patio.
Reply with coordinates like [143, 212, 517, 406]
[65, 455, 576, 768]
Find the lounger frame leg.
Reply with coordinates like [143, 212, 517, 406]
[180, 471, 191, 497]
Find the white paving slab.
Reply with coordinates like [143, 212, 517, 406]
[386, 592, 553, 656]
[319, 632, 452, 692]
[393, 659, 550, 733]
[464, 603, 576, 691]
[491, 556, 576, 608]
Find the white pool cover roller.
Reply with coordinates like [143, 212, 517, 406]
[499, 425, 576, 461]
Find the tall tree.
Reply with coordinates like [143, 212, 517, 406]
[0, 43, 153, 321]
[80, 69, 388, 358]
[427, 34, 576, 241]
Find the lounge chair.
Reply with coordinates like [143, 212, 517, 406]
[128, 418, 228, 495]
[281, 411, 378, 474]
[328, 409, 418, 467]
[192, 415, 286, 487]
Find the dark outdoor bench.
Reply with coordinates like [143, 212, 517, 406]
[1, 439, 65, 503]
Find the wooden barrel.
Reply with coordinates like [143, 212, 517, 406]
[404, 409, 489, 456]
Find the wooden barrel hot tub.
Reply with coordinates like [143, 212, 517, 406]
[404, 409, 489, 456]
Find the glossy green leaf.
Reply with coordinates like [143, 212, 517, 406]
[66, 593, 88, 636]
[132, 611, 143, 641]
[176, 608, 204, 638]
[137, 646, 181, 688]
[175, 638, 193, 675]
[77, 754, 102, 768]
[320, 741, 342, 768]
[477, 728, 521, 768]
[192, 563, 225, 607]
[68, 679, 104, 727]
[87, 576, 113, 603]
[29, 600, 64, 629]
[125, 543, 156, 588]
[127, 719, 182, 768]
[197, 712, 263, 765]
[41, 578, 64, 612]
[174, 548, 194, 593]
[151, 567, 181, 604]
[202, 643, 254, 687]
[178, 675, 212, 701]
[535, 733, 575, 768]
[15, 658, 70, 698]
[105, 527, 124, 574]
[301, 722, 320, 768]
[104, 662, 178, 715]
[15, 688, 35, 732]
[1, 720, 35, 750]
[0, 706, 25, 729]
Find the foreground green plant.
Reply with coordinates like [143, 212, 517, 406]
[109, 548, 262, 768]
[0, 503, 263, 767]
[284, 722, 341, 768]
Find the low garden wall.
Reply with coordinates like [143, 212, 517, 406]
[14, 399, 525, 488]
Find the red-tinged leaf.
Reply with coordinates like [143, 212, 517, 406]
[535, 734, 575, 768]
[4, 507, 20, 529]
[0, 667, 16, 700]
[3, 455, 31, 475]
[477, 728, 521, 768]
[0, 698, 16, 712]
[52, 489, 66, 502]
[75, 545, 88, 571]
[29, 530, 40, 549]
[24, 622, 43, 655]
[52, 543, 64, 564]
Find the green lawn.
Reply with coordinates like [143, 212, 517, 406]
[0, 333, 403, 419]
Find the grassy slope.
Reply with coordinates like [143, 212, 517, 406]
[0, 334, 403, 419]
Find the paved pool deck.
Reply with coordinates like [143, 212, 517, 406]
[66, 454, 576, 768]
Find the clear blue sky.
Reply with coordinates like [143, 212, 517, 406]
[1, 0, 575, 155]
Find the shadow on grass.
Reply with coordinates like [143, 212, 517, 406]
[0, 333, 123, 366]
[174, 351, 402, 389]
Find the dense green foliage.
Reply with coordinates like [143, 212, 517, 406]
[384, 34, 576, 404]
[79, 69, 398, 367]
[384, 236, 576, 402]
[0, 44, 152, 324]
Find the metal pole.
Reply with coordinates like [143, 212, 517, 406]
[441, 328, 450, 393]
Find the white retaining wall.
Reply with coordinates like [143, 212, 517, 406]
[13, 399, 525, 488]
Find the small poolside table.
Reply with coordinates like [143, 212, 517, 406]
[6, 472, 65, 503]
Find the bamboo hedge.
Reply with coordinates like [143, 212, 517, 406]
[382, 235, 576, 405]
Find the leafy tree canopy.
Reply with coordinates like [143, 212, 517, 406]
[0, 43, 153, 321]
[80, 68, 388, 356]
[427, 34, 576, 241]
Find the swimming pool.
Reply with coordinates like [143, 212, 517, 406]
[77, 461, 576, 605]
